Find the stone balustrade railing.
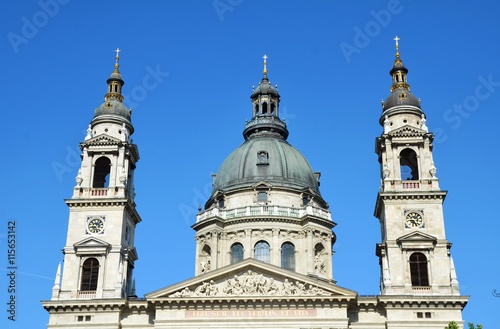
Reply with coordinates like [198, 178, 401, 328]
[196, 204, 331, 223]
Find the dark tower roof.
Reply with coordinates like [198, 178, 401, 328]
[92, 49, 133, 132]
[382, 37, 422, 112]
[380, 37, 424, 127]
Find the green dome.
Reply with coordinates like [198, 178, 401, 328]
[213, 135, 320, 194]
[93, 99, 131, 120]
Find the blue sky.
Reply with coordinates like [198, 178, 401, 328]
[1, 1, 500, 328]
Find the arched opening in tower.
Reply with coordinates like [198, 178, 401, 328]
[93, 156, 111, 188]
[399, 148, 419, 180]
[262, 102, 268, 114]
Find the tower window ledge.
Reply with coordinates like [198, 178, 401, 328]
[90, 188, 109, 196]
[75, 187, 127, 198]
[412, 286, 432, 295]
[402, 180, 420, 189]
[77, 290, 96, 299]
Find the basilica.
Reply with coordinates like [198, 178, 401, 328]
[42, 40, 469, 328]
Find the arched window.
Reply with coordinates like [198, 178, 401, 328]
[271, 103, 276, 114]
[262, 102, 268, 114]
[93, 157, 111, 188]
[80, 258, 99, 291]
[202, 244, 211, 256]
[400, 148, 419, 180]
[254, 104, 259, 115]
[314, 243, 326, 274]
[281, 242, 295, 271]
[254, 240, 270, 263]
[409, 252, 429, 286]
[230, 243, 244, 264]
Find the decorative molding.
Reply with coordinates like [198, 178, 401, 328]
[82, 134, 122, 147]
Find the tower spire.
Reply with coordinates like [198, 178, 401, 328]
[92, 48, 133, 135]
[114, 47, 121, 74]
[104, 48, 125, 102]
[380, 37, 423, 128]
[394, 36, 400, 58]
[389, 36, 410, 92]
[263, 54, 268, 76]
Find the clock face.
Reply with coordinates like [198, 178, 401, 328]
[87, 218, 104, 234]
[405, 211, 423, 228]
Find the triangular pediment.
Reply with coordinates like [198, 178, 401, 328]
[252, 181, 273, 189]
[398, 231, 437, 243]
[73, 237, 111, 255]
[73, 237, 111, 248]
[82, 134, 122, 147]
[388, 125, 427, 137]
[146, 258, 356, 300]
[397, 231, 437, 250]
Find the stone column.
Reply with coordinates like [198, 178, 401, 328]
[306, 229, 313, 274]
[245, 229, 252, 259]
[272, 228, 279, 266]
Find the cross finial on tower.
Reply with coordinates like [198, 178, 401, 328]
[114, 48, 121, 72]
[263, 54, 268, 75]
[393, 36, 400, 52]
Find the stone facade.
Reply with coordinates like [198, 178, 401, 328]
[42, 48, 468, 329]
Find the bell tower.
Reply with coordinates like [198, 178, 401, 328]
[53, 49, 141, 301]
[374, 38, 460, 296]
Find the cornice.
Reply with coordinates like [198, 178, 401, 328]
[377, 295, 469, 309]
[192, 214, 334, 232]
[374, 191, 447, 218]
[377, 191, 447, 201]
[41, 299, 129, 312]
[64, 198, 141, 224]
[65, 198, 130, 207]
[151, 295, 354, 309]
[350, 295, 469, 311]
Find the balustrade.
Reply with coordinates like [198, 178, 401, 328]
[196, 204, 331, 222]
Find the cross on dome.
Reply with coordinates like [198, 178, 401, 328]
[393, 36, 400, 56]
[113, 48, 121, 72]
[393, 36, 400, 47]
[263, 54, 268, 74]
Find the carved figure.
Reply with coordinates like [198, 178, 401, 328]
[384, 115, 390, 134]
[200, 257, 211, 273]
[314, 253, 326, 274]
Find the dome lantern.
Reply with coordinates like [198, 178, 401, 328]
[244, 55, 288, 140]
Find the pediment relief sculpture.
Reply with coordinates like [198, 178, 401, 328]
[388, 125, 426, 137]
[83, 134, 122, 146]
[169, 270, 331, 298]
